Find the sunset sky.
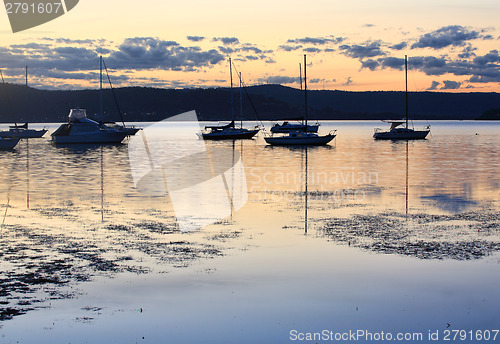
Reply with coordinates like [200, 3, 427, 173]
[1, 0, 499, 92]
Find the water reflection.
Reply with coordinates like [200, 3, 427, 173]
[0, 121, 499, 329]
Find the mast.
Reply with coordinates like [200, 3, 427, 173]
[239, 72, 243, 128]
[405, 55, 408, 128]
[229, 57, 234, 123]
[25, 66, 28, 125]
[0, 69, 17, 128]
[299, 63, 303, 124]
[303, 54, 308, 131]
[99, 55, 103, 125]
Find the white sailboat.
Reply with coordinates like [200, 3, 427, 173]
[265, 55, 336, 146]
[0, 67, 45, 141]
[270, 63, 320, 134]
[373, 56, 430, 140]
[198, 58, 259, 140]
[51, 57, 128, 144]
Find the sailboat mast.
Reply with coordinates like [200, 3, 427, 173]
[100, 55, 103, 125]
[25, 66, 28, 86]
[405, 55, 408, 128]
[239, 72, 243, 127]
[299, 63, 304, 125]
[303, 54, 308, 130]
[229, 57, 234, 123]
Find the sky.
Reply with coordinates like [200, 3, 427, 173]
[1, 0, 500, 92]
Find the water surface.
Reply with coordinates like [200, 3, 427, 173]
[0, 121, 499, 343]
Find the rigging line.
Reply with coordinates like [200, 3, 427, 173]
[102, 58, 126, 127]
[230, 61, 265, 129]
[0, 69, 18, 127]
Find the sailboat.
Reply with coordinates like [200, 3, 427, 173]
[0, 67, 47, 139]
[51, 57, 128, 144]
[373, 56, 430, 140]
[265, 55, 336, 146]
[270, 64, 319, 134]
[198, 58, 259, 140]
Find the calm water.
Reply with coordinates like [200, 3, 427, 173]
[0, 121, 499, 343]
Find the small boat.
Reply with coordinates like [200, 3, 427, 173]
[270, 118, 319, 133]
[51, 109, 128, 144]
[105, 122, 141, 136]
[0, 67, 48, 139]
[198, 121, 259, 140]
[0, 137, 20, 149]
[265, 55, 336, 146]
[374, 120, 430, 140]
[374, 56, 430, 140]
[198, 58, 259, 140]
[0, 122, 47, 139]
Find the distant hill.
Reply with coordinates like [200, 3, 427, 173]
[0, 83, 499, 123]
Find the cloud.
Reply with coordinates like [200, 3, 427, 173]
[427, 81, 440, 90]
[411, 25, 480, 50]
[279, 44, 303, 52]
[359, 50, 500, 83]
[240, 46, 263, 54]
[257, 75, 298, 84]
[343, 77, 353, 86]
[390, 42, 407, 50]
[473, 50, 500, 65]
[187, 36, 205, 42]
[361, 59, 379, 71]
[213, 37, 240, 45]
[218, 46, 234, 54]
[107, 37, 224, 71]
[458, 44, 477, 59]
[441, 80, 461, 89]
[287, 36, 345, 45]
[339, 41, 385, 59]
[303, 47, 321, 53]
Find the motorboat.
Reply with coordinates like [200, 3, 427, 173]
[51, 109, 128, 144]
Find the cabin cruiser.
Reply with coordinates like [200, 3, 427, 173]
[51, 109, 128, 144]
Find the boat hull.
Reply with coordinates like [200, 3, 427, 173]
[373, 130, 429, 140]
[0, 129, 47, 138]
[200, 129, 259, 140]
[0, 138, 20, 149]
[265, 134, 335, 146]
[51, 132, 128, 144]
